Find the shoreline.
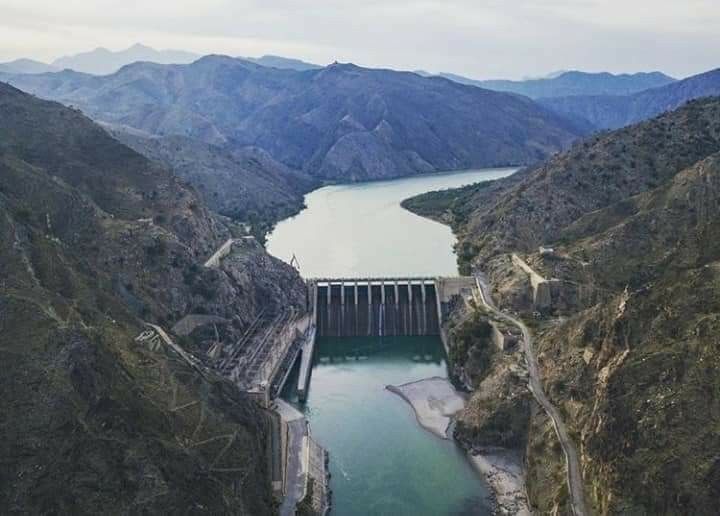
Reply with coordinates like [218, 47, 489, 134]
[387, 376, 531, 515]
[385, 376, 462, 439]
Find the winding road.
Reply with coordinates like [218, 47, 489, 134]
[474, 274, 589, 516]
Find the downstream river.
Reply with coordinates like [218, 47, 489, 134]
[268, 168, 516, 516]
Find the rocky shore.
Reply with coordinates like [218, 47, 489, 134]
[387, 377, 530, 514]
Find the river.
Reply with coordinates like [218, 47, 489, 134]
[267, 168, 517, 516]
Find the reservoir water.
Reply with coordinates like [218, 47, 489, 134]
[267, 168, 516, 278]
[268, 168, 516, 515]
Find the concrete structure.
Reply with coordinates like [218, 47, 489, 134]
[171, 314, 227, 336]
[511, 253, 560, 312]
[297, 326, 317, 402]
[204, 238, 237, 268]
[474, 274, 589, 516]
[275, 400, 330, 516]
[491, 322, 520, 352]
[310, 277, 441, 337]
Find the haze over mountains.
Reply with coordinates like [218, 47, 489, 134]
[416, 69, 676, 98]
[0, 58, 59, 75]
[1, 55, 586, 181]
[1, 44, 323, 76]
[106, 125, 317, 234]
[539, 68, 720, 129]
[50, 43, 201, 75]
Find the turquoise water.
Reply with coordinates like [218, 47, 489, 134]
[269, 169, 517, 515]
[282, 337, 491, 516]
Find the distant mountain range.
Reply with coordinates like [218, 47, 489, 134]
[244, 55, 321, 71]
[418, 70, 676, 99]
[1, 55, 587, 181]
[2, 44, 322, 76]
[0, 58, 59, 74]
[50, 43, 201, 75]
[538, 68, 720, 129]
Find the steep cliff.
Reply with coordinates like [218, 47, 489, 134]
[0, 82, 304, 514]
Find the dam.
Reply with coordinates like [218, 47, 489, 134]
[312, 278, 440, 337]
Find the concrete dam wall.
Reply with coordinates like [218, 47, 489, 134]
[313, 279, 440, 337]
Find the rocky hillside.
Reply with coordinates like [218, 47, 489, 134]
[459, 70, 675, 99]
[540, 68, 720, 129]
[1, 55, 587, 181]
[0, 82, 305, 514]
[405, 98, 720, 514]
[106, 125, 318, 237]
[407, 97, 720, 269]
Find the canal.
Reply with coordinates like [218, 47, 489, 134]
[268, 168, 516, 515]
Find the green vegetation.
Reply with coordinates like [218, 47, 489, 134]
[449, 310, 494, 385]
[401, 180, 494, 231]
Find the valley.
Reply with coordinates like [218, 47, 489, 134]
[2, 21, 720, 516]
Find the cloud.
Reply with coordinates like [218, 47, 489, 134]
[0, 0, 718, 79]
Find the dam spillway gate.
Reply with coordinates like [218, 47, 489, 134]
[310, 278, 442, 337]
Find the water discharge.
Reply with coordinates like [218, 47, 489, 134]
[269, 168, 517, 515]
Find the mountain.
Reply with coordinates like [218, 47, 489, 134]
[1, 55, 588, 182]
[415, 70, 675, 98]
[476, 70, 676, 99]
[403, 97, 720, 514]
[245, 54, 321, 71]
[539, 68, 720, 129]
[0, 58, 59, 74]
[407, 97, 720, 263]
[105, 124, 318, 236]
[51, 43, 200, 75]
[0, 81, 305, 513]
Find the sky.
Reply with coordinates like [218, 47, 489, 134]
[1, 0, 719, 80]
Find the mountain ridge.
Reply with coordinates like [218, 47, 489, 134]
[51, 43, 201, 75]
[417, 69, 676, 99]
[402, 97, 720, 514]
[539, 68, 720, 129]
[1, 55, 588, 181]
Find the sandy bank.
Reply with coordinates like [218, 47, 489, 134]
[387, 376, 530, 515]
[386, 376, 465, 438]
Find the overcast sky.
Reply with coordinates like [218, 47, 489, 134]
[1, 0, 718, 79]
